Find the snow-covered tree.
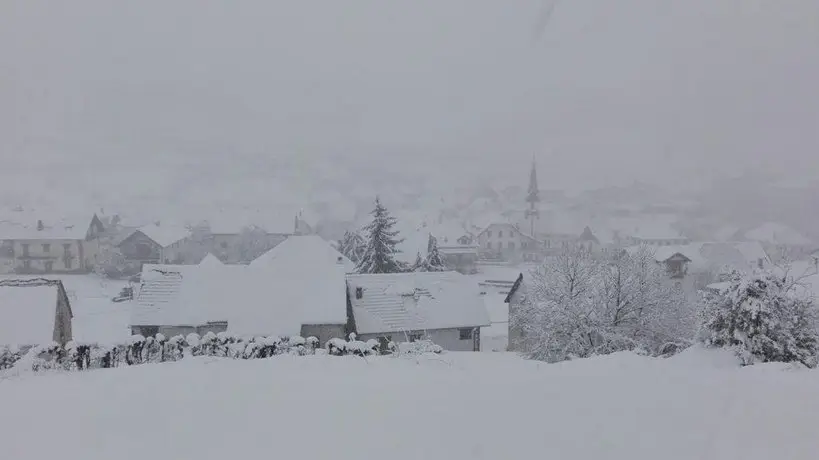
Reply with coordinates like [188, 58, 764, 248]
[412, 234, 447, 272]
[337, 230, 365, 264]
[699, 269, 819, 367]
[425, 234, 447, 271]
[512, 245, 601, 362]
[512, 245, 693, 362]
[356, 197, 405, 274]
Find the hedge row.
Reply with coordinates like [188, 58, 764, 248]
[0, 332, 434, 373]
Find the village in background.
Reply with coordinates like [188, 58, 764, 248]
[1, 160, 817, 354]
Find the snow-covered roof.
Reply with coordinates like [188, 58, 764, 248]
[743, 222, 812, 246]
[0, 282, 59, 346]
[629, 242, 772, 272]
[0, 219, 90, 240]
[133, 223, 191, 248]
[346, 271, 490, 334]
[199, 253, 224, 267]
[250, 235, 354, 272]
[131, 264, 306, 337]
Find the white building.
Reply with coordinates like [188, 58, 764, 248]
[346, 271, 490, 351]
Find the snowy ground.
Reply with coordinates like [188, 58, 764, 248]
[2, 348, 818, 459]
[0, 274, 131, 344]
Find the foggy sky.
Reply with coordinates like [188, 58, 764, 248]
[2, 0, 818, 191]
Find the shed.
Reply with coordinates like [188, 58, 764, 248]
[346, 271, 490, 351]
[0, 278, 73, 346]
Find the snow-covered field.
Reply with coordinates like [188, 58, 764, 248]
[0, 274, 131, 344]
[2, 348, 818, 459]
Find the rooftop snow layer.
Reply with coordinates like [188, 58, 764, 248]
[132, 264, 304, 337]
[133, 223, 191, 248]
[250, 235, 354, 272]
[0, 283, 58, 346]
[346, 271, 490, 334]
[199, 253, 224, 267]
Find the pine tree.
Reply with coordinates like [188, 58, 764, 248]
[356, 197, 405, 274]
[425, 234, 447, 271]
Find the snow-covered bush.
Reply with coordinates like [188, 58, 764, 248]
[699, 270, 819, 368]
[396, 340, 443, 356]
[0, 345, 23, 370]
[1, 332, 394, 374]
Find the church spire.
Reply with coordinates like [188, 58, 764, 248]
[526, 157, 539, 204]
[524, 157, 540, 237]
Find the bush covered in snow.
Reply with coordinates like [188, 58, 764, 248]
[1, 331, 428, 374]
[699, 270, 819, 368]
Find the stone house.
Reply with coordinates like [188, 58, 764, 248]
[477, 223, 543, 263]
[346, 271, 490, 351]
[0, 278, 73, 346]
[0, 216, 105, 275]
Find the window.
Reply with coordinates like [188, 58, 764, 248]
[220, 241, 228, 249]
[498, 230, 503, 238]
[486, 241, 491, 249]
[459, 328, 473, 340]
[508, 242, 515, 250]
[522, 241, 527, 249]
[45, 261, 53, 272]
[355, 287, 363, 299]
[408, 332, 423, 342]
[23, 260, 31, 270]
[486, 231, 492, 238]
[22, 243, 29, 257]
[42, 243, 50, 253]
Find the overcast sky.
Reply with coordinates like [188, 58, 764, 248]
[2, 0, 818, 192]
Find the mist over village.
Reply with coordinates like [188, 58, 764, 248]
[2, 1, 819, 459]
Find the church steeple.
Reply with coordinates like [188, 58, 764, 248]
[524, 157, 540, 237]
[526, 157, 539, 205]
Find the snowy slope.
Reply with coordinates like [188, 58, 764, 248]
[1, 350, 819, 459]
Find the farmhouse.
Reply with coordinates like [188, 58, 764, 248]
[346, 271, 490, 351]
[131, 235, 351, 343]
[0, 278, 73, 346]
[0, 215, 105, 274]
[117, 223, 192, 266]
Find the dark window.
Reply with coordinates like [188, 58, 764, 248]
[459, 328, 473, 340]
[487, 231, 492, 238]
[22, 244, 29, 257]
[377, 336, 392, 351]
[23, 260, 31, 270]
[45, 261, 53, 272]
[140, 326, 160, 337]
[220, 241, 228, 249]
[498, 230, 503, 238]
[355, 287, 363, 299]
[408, 332, 423, 342]
[42, 244, 50, 253]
